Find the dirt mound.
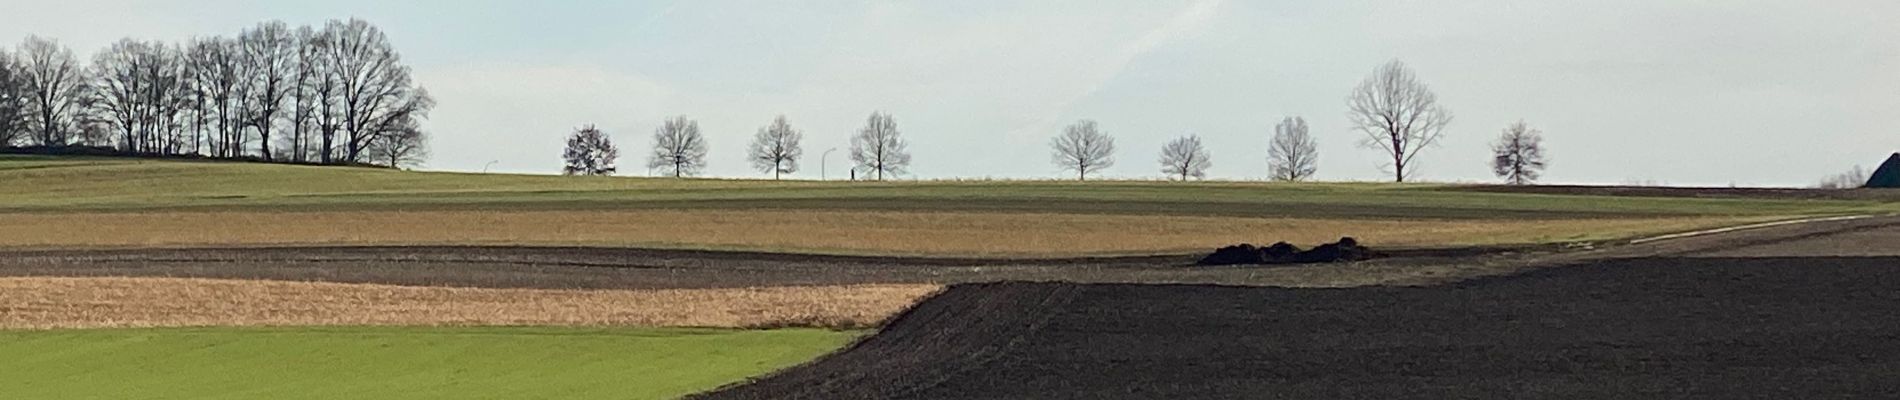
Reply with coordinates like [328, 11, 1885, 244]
[1197, 237, 1371, 265]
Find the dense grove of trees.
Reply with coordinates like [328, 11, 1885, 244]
[0, 19, 433, 169]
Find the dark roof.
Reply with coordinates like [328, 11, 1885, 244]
[1868, 153, 1900, 188]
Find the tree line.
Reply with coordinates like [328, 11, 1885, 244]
[564, 60, 1550, 184]
[0, 19, 432, 168]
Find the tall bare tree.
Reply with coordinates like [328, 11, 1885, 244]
[239, 21, 297, 160]
[1160, 134, 1212, 181]
[16, 36, 87, 147]
[1267, 116, 1318, 182]
[748, 115, 803, 179]
[850, 111, 910, 181]
[283, 26, 329, 162]
[562, 124, 617, 176]
[0, 49, 24, 147]
[1050, 119, 1115, 181]
[1348, 59, 1452, 182]
[324, 19, 432, 164]
[185, 37, 245, 157]
[649, 115, 708, 177]
[1490, 120, 1548, 185]
[90, 39, 156, 152]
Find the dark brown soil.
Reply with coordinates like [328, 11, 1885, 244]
[4, 215, 1898, 398]
[697, 255, 1900, 399]
[691, 219, 1900, 399]
[2, 217, 1896, 290]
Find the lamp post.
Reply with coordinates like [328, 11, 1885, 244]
[481, 160, 499, 173]
[821, 147, 838, 180]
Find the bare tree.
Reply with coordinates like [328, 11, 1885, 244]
[1159, 134, 1212, 181]
[1490, 120, 1548, 185]
[89, 39, 190, 154]
[1815, 166, 1869, 189]
[324, 19, 432, 164]
[366, 118, 427, 169]
[1348, 59, 1452, 182]
[747, 115, 803, 179]
[562, 124, 617, 176]
[16, 36, 88, 147]
[1050, 119, 1115, 180]
[239, 21, 297, 160]
[282, 25, 329, 162]
[648, 115, 708, 177]
[850, 111, 910, 181]
[185, 37, 245, 157]
[0, 49, 24, 147]
[1267, 116, 1318, 182]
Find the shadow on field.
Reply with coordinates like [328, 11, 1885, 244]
[697, 256, 1900, 400]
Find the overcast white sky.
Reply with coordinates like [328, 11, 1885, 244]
[5, 0, 1897, 186]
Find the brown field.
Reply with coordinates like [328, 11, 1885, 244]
[0, 210, 1767, 256]
[0, 277, 940, 330]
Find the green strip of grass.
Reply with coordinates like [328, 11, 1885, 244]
[0, 326, 856, 400]
[3, 155, 1893, 218]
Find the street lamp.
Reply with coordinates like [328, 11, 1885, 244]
[481, 160, 499, 173]
[821, 148, 838, 180]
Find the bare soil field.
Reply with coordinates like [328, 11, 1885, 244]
[0, 277, 936, 330]
[2, 216, 1894, 291]
[0, 210, 1748, 257]
[698, 243, 1900, 399]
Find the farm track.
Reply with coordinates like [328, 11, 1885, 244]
[697, 220, 1900, 399]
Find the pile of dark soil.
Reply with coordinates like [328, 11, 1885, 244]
[1197, 237, 1371, 265]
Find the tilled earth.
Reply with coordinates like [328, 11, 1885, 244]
[698, 221, 1900, 399]
[5, 217, 1900, 399]
[2, 216, 1894, 289]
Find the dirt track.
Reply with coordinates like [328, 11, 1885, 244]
[696, 219, 1900, 399]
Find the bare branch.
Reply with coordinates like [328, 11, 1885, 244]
[562, 124, 618, 176]
[1267, 116, 1318, 182]
[1159, 134, 1211, 181]
[849, 111, 910, 181]
[1489, 120, 1548, 185]
[748, 115, 804, 180]
[1347, 59, 1452, 182]
[1050, 119, 1115, 181]
[648, 115, 709, 178]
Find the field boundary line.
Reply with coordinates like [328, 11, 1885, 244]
[1626, 215, 1874, 245]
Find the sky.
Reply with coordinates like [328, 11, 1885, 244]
[4, 0, 1897, 186]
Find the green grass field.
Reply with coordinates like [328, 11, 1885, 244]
[2, 155, 1893, 218]
[4, 155, 1896, 255]
[0, 326, 857, 400]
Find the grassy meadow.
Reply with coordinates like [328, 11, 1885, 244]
[3, 155, 1895, 255]
[0, 326, 856, 400]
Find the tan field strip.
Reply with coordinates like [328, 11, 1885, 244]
[0, 277, 940, 330]
[0, 210, 1764, 256]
